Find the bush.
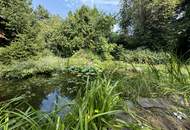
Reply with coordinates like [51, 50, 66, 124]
[0, 29, 44, 64]
[124, 49, 171, 64]
[111, 44, 126, 61]
[0, 56, 63, 79]
[0, 55, 101, 80]
[70, 49, 102, 66]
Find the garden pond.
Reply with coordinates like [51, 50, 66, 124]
[0, 66, 98, 112]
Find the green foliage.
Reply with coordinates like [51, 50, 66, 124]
[64, 78, 122, 129]
[109, 33, 129, 48]
[0, 49, 172, 80]
[64, 66, 99, 79]
[0, 55, 63, 79]
[0, 0, 47, 64]
[0, 0, 34, 35]
[0, 97, 65, 130]
[176, 0, 190, 60]
[46, 6, 115, 58]
[37, 15, 63, 40]
[0, 79, 149, 130]
[111, 44, 126, 61]
[120, 0, 180, 50]
[0, 28, 44, 64]
[125, 49, 171, 64]
[34, 5, 50, 20]
[1, 1, 190, 129]
[71, 49, 101, 61]
[116, 58, 190, 100]
[0, 54, 100, 80]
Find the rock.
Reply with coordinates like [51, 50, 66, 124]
[116, 112, 134, 124]
[138, 98, 171, 109]
[138, 98, 170, 109]
[183, 120, 190, 129]
[117, 98, 190, 130]
[146, 114, 184, 130]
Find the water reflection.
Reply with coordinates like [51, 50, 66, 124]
[0, 77, 55, 108]
[40, 89, 71, 116]
[41, 90, 59, 112]
[0, 74, 86, 110]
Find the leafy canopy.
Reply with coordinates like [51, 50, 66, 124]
[46, 6, 115, 58]
[120, 0, 180, 50]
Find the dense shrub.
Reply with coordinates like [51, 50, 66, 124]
[0, 55, 101, 80]
[0, 31, 44, 64]
[111, 44, 126, 61]
[125, 49, 171, 64]
[0, 56, 63, 79]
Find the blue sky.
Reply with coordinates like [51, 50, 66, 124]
[32, 0, 120, 18]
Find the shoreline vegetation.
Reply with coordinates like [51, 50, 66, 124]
[0, 0, 190, 129]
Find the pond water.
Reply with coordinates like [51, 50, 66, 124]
[40, 89, 71, 115]
[0, 73, 88, 112]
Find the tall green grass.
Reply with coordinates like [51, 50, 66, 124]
[1, 56, 190, 129]
[64, 78, 122, 130]
[0, 78, 142, 130]
[118, 56, 190, 101]
[0, 97, 65, 130]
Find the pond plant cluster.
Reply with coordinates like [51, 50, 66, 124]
[0, 0, 190, 130]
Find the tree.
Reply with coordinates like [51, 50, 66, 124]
[0, 0, 44, 63]
[34, 5, 50, 20]
[0, 15, 9, 46]
[120, 0, 180, 50]
[46, 6, 115, 59]
[0, 27, 44, 64]
[176, 0, 190, 60]
[0, 0, 34, 35]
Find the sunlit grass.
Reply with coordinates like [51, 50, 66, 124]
[64, 78, 122, 129]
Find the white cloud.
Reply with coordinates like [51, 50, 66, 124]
[95, 0, 119, 5]
[81, 0, 119, 6]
